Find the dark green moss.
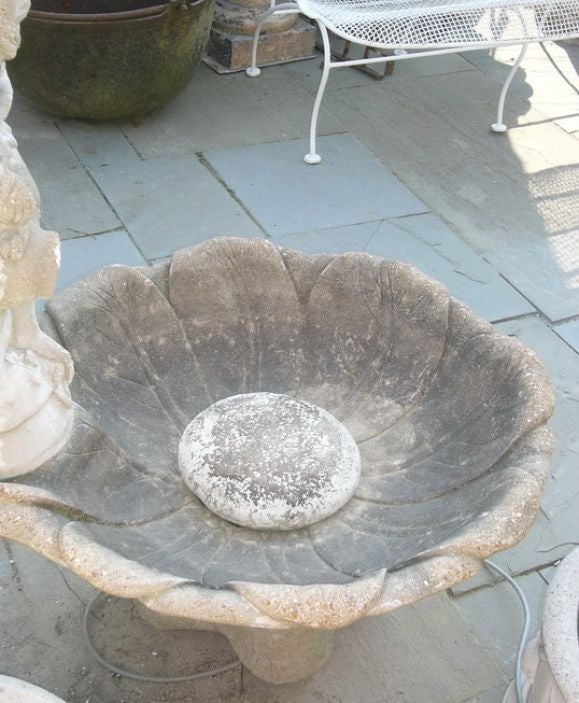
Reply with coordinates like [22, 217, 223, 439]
[8, 0, 214, 120]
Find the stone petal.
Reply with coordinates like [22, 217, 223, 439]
[46, 264, 208, 470]
[58, 522, 188, 598]
[65, 503, 227, 587]
[66, 502, 353, 589]
[0, 503, 66, 565]
[357, 313, 554, 503]
[84, 506, 214, 584]
[277, 248, 335, 310]
[141, 583, 278, 629]
[10, 408, 187, 524]
[231, 568, 386, 629]
[369, 555, 481, 616]
[309, 428, 552, 577]
[169, 238, 305, 398]
[415, 426, 554, 561]
[297, 254, 450, 441]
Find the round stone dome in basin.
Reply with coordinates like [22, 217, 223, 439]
[0, 237, 554, 637]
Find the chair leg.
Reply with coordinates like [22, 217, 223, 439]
[246, 3, 299, 78]
[491, 43, 528, 133]
[304, 22, 332, 164]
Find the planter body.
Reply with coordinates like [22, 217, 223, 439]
[8, 0, 214, 119]
[0, 675, 65, 702]
[504, 546, 579, 702]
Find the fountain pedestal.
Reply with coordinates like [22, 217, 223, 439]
[138, 604, 334, 683]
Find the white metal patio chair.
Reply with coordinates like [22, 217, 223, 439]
[246, 0, 579, 163]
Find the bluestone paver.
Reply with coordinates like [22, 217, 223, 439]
[272, 213, 533, 321]
[453, 314, 579, 592]
[555, 318, 579, 352]
[278, 41, 477, 93]
[366, 213, 534, 321]
[0, 542, 240, 703]
[496, 316, 579, 522]
[2, 32, 579, 703]
[56, 230, 147, 292]
[270, 221, 378, 254]
[204, 133, 428, 236]
[88, 155, 263, 259]
[452, 571, 547, 674]
[319, 66, 579, 253]
[539, 565, 559, 584]
[120, 63, 343, 160]
[241, 593, 504, 703]
[487, 219, 579, 321]
[15, 129, 121, 239]
[58, 119, 141, 170]
[464, 42, 579, 139]
[464, 686, 512, 703]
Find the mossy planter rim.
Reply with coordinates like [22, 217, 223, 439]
[9, 0, 214, 120]
[28, 0, 193, 25]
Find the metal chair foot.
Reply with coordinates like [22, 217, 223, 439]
[491, 122, 507, 133]
[304, 153, 322, 164]
[246, 67, 261, 77]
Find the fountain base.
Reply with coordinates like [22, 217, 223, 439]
[137, 602, 335, 684]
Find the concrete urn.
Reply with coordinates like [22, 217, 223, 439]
[0, 676, 65, 702]
[0, 238, 555, 684]
[504, 546, 579, 702]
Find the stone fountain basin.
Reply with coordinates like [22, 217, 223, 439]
[0, 238, 554, 683]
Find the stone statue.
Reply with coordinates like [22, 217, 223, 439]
[0, 0, 73, 478]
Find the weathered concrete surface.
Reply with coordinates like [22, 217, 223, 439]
[0, 541, 505, 702]
[0, 541, 241, 702]
[525, 546, 579, 702]
[453, 315, 579, 593]
[453, 571, 549, 674]
[0, 238, 554, 683]
[178, 392, 362, 530]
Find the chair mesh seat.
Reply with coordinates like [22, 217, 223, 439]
[299, 0, 579, 48]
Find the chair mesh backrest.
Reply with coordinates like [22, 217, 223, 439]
[301, 0, 579, 48]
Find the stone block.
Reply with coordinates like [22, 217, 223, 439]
[206, 19, 316, 72]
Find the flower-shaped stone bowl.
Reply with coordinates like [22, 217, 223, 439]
[0, 238, 555, 683]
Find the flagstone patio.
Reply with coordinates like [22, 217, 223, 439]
[1, 37, 579, 703]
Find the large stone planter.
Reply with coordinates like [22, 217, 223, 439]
[8, 0, 214, 119]
[504, 546, 579, 702]
[0, 676, 65, 702]
[0, 238, 555, 683]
